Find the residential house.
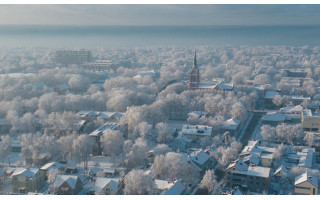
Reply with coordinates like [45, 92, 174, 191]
[226, 159, 271, 193]
[223, 118, 241, 136]
[187, 111, 208, 119]
[188, 149, 211, 174]
[170, 134, 192, 152]
[40, 162, 65, 180]
[89, 123, 120, 155]
[295, 172, 318, 195]
[52, 175, 83, 195]
[89, 177, 120, 195]
[154, 179, 186, 195]
[181, 124, 212, 140]
[11, 167, 45, 194]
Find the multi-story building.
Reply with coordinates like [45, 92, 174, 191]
[55, 49, 92, 66]
[301, 109, 320, 132]
[11, 167, 45, 194]
[295, 172, 318, 195]
[225, 159, 271, 193]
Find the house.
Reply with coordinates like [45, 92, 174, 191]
[52, 175, 83, 195]
[181, 124, 212, 140]
[170, 134, 192, 152]
[273, 165, 289, 177]
[264, 90, 281, 108]
[294, 172, 318, 195]
[223, 118, 241, 136]
[239, 141, 275, 168]
[89, 177, 120, 195]
[262, 112, 286, 125]
[11, 167, 45, 194]
[226, 160, 271, 193]
[188, 150, 211, 174]
[89, 123, 120, 154]
[301, 109, 320, 132]
[40, 162, 65, 180]
[163, 180, 186, 195]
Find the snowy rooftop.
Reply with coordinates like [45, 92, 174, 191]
[264, 91, 280, 99]
[233, 165, 270, 178]
[40, 162, 64, 171]
[295, 172, 318, 188]
[181, 124, 212, 137]
[189, 150, 210, 166]
[92, 177, 119, 193]
[280, 105, 303, 114]
[223, 118, 240, 130]
[155, 179, 175, 191]
[90, 123, 120, 137]
[198, 81, 233, 90]
[226, 159, 248, 171]
[242, 154, 260, 166]
[54, 175, 79, 189]
[263, 112, 286, 122]
[274, 165, 288, 177]
[12, 167, 39, 178]
[302, 109, 320, 117]
[187, 111, 207, 118]
[164, 180, 185, 195]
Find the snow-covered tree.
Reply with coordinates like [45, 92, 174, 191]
[0, 135, 12, 165]
[100, 130, 124, 156]
[124, 169, 154, 195]
[72, 134, 97, 169]
[156, 122, 172, 144]
[200, 170, 217, 193]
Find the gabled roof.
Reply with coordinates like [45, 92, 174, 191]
[189, 150, 210, 166]
[224, 118, 240, 130]
[295, 172, 318, 188]
[226, 159, 248, 171]
[40, 162, 64, 171]
[242, 154, 260, 166]
[164, 180, 185, 195]
[12, 168, 39, 178]
[90, 123, 120, 137]
[155, 179, 175, 191]
[93, 177, 119, 193]
[54, 175, 79, 189]
[274, 165, 289, 176]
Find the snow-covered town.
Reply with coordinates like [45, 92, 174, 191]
[1, 4, 320, 196]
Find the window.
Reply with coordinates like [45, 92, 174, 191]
[313, 188, 315, 195]
[296, 186, 311, 190]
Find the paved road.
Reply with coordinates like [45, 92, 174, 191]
[240, 111, 265, 146]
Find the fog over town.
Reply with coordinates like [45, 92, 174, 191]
[0, 4, 320, 196]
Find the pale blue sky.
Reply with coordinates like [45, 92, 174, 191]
[0, 5, 319, 25]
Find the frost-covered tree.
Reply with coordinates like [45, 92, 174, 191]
[0, 135, 12, 165]
[152, 152, 198, 182]
[260, 125, 276, 142]
[124, 169, 154, 195]
[133, 122, 152, 139]
[200, 170, 217, 193]
[156, 122, 172, 144]
[100, 130, 124, 156]
[57, 133, 78, 160]
[304, 132, 315, 147]
[231, 102, 247, 121]
[125, 137, 150, 169]
[68, 74, 92, 92]
[211, 141, 242, 167]
[72, 134, 97, 169]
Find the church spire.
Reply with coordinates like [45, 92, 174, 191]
[192, 51, 197, 69]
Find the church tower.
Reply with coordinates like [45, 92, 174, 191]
[189, 51, 199, 90]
